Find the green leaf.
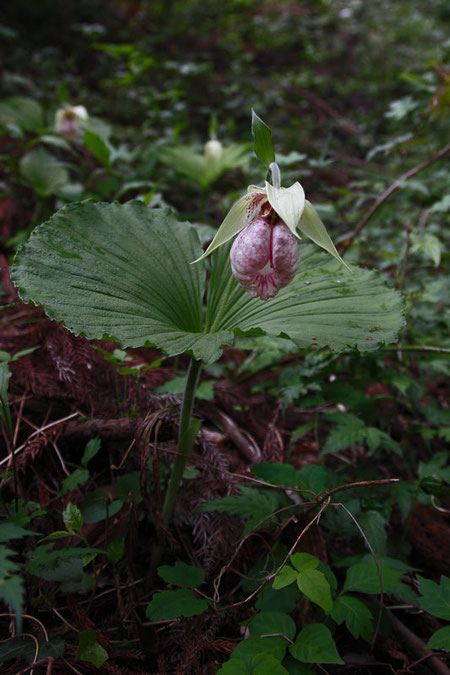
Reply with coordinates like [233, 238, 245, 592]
[0, 362, 13, 441]
[82, 437, 101, 466]
[146, 589, 208, 620]
[10, 202, 219, 363]
[343, 562, 404, 594]
[199, 486, 282, 535]
[0, 96, 43, 133]
[248, 611, 296, 641]
[273, 565, 298, 590]
[289, 623, 343, 664]
[157, 561, 205, 588]
[257, 585, 300, 613]
[297, 569, 333, 613]
[253, 653, 290, 674]
[63, 502, 83, 533]
[217, 658, 248, 674]
[80, 489, 122, 524]
[426, 626, 450, 651]
[207, 240, 405, 356]
[358, 511, 387, 557]
[20, 148, 69, 197]
[233, 636, 288, 669]
[417, 575, 450, 620]
[84, 130, 111, 168]
[0, 522, 35, 542]
[291, 553, 320, 572]
[0, 547, 24, 633]
[61, 468, 89, 493]
[106, 536, 125, 564]
[76, 629, 108, 667]
[331, 595, 373, 641]
[252, 110, 276, 166]
[298, 201, 350, 271]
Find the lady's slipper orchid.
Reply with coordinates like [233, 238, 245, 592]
[230, 216, 300, 299]
[54, 105, 88, 141]
[192, 176, 350, 300]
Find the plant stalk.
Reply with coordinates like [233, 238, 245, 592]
[151, 357, 202, 570]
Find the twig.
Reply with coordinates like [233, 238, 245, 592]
[387, 608, 450, 675]
[341, 142, 450, 251]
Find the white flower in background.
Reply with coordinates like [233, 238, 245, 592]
[204, 138, 223, 161]
[54, 105, 88, 141]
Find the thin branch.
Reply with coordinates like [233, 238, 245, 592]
[341, 142, 450, 251]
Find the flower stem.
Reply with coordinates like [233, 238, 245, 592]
[151, 357, 202, 570]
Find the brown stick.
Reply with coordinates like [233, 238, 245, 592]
[341, 142, 450, 252]
[387, 609, 450, 675]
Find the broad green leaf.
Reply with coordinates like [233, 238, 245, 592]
[256, 585, 300, 613]
[0, 522, 35, 542]
[11, 202, 217, 362]
[207, 240, 405, 355]
[273, 565, 298, 590]
[146, 589, 208, 620]
[289, 623, 343, 664]
[251, 462, 302, 487]
[253, 653, 289, 674]
[217, 658, 248, 674]
[298, 201, 351, 271]
[157, 561, 205, 588]
[426, 626, 450, 651]
[358, 511, 387, 557]
[84, 130, 111, 168]
[331, 595, 373, 641]
[63, 502, 83, 533]
[232, 636, 288, 669]
[20, 148, 69, 197]
[297, 569, 333, 613]
[291, 553, 320, 572]
[252, 109, 276, 166]
[106, 536, 125, 564]
[265, 181, 305, 234]
[0, 96, 43, 133]
[61, 468, 89, 493]
[248, 611, 296, 641]
[417, 575, 450, 620]
[77, 629, 108, 667]
[343, 562, 404, 594]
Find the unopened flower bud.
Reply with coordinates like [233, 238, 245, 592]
[230, 216, 300, 300]
[204, 139, 223, 161]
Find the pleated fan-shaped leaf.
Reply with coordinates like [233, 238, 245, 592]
[11, 200, 405, 365]
[207, 241, 405, 353]
[11, 201, 232, 363]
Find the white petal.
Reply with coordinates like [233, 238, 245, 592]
[265, 181, 305, 236]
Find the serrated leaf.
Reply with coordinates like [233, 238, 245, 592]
[77, 629, 108, 667]
[426, 626, 450, 651]
[146, 589, 208, 620]
[252, 110, 275, 166]
[417, 575, 450, 620]
[289, 623, 343, 664]
[199, 486, 281, 535]
[61, 468, 90, 493]
[63, 502, 83, 533]
[0, 522, 35, 542]
[297, 569, 333, 613]
[157, 561, 205, 588]
[331, 595, 373, 640]
[343, 562, 404, 594]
